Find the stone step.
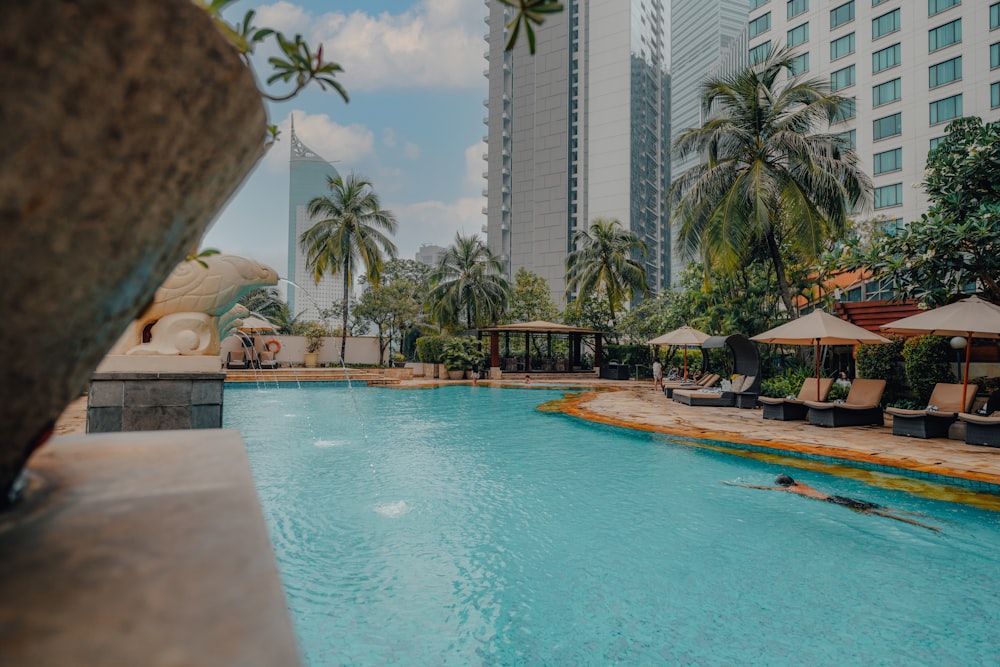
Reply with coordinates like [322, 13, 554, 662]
[225, 368, 385, 383]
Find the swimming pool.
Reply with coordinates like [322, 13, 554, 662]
[226, 384, 1000, 666]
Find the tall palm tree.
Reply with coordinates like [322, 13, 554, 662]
[301, 174, 398, 362]
[670, 45, 871, 315]
[427, 232, 510, 330]
[564, 217, 649, 330]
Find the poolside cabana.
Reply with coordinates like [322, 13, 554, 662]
[703, 334, 762, 406]
[476, 321, 606, 376]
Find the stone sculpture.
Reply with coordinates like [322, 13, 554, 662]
[110, 255, 278, 357]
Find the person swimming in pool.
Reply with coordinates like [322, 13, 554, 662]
[725, 474, 940, 531]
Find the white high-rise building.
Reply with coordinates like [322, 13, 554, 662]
[286, 119, 344, 323]
[745, 0, 1000, 295]
[484, 0, 672, 304]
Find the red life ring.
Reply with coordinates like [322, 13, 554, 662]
[265, 339, 282, 354]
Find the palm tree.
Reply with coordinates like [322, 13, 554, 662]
[427, 232, 510, 330]
[670, 45, 871, 315]
[301, 174, 398, 362]
[565, 217, 649, 330]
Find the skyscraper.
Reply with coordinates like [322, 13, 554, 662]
[484, 0, 671, 305]
[744, 0, 1000, 300]
[286, 118, 342, 323]
[669, 0, 750, 285]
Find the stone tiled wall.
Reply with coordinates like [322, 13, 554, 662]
[87, 372, 225, 432]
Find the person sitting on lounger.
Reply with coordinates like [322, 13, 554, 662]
[724, 474, 940, 531]
[666, 366, 681, 381]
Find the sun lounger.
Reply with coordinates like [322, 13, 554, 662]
[258, 350, 279, 370]
[662, 372, 717, 397]
[804, 378, 886, 428]
[225, 348, 248, 369]
[673, 374, 755, 408]
[886, 383, 978, 439]
[759, 377, 835, 421]
[958, 390, 1000, 447]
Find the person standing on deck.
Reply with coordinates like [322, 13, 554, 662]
[652, 359, 663, 391]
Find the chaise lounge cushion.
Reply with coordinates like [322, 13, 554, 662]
[804, 378, 886, 428]
[958, 390, 1000, 447]
[759, 377, 834, 421]
[886, 383, 978, 439]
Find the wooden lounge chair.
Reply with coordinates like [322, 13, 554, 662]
[958, 390, 1000, 447]
[759, 377, 835, 421]
[662, 372, 716, 397]
[673, 374, 754, 408]
[225, 348, 248, 369]
[804, 378, 887, 428]
[886, 383, 978, 439]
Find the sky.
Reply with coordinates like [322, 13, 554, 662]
[202, 0, 491, 286]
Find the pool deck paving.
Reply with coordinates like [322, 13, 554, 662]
[55, 376, 1000, 491]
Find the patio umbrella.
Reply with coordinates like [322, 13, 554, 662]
[648, 326, 710, 378]
[881, 295, 1000, 408]
[236, 315, 278, 332]
[751, 310, 891, 401]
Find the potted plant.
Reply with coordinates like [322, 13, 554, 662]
[303, 323, 328, 368]
[441, 339, 470, 381]
[391, 352, 406, 368]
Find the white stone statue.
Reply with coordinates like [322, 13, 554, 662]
[109, 254, 278, 356]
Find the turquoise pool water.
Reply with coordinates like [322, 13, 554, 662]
[226, 384, 1000, 666]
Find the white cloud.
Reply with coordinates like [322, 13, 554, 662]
[253, 0, 485, 92]
[465, 142, 487, 191]
[402, 141, 421, 160]
[263, 111, 375, 173]
[389, 196, 486, 258]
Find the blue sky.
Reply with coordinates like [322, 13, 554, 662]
[203, 0, 490, 282]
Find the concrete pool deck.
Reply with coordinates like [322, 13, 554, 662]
[56, 376, 1000, 493]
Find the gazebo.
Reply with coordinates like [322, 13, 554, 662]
[476, 321, 607, 376]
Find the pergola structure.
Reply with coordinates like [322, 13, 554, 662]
[476, 321, 606, 374]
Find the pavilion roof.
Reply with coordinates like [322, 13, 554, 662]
[477, 320, 606, 335]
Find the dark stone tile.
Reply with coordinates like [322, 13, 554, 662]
[191, 405, 222, 429]
[123, 406, 191, 431]
[191, 380, 223, 406]
[88, 381, 124, 408]
[87, 407, 122, 433]
[125, 380, 192, 407]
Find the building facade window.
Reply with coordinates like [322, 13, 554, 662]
[993, 82, 1000, 108]
[929, 0, 960, 17]
[929, 93, 963, 124]
[873, 43, 901, 72]
[837, 129, 857, 149]
[750, 0, 770, 10]
[992, 43, 1000, 69]
[929, 19, 962, 52]
[929, 135, 947, 150]
[873, 78, 901, 106]
[873, 112, 902, 140]
[788, 0, 808, 19]
[789, 52, 810, 74]
[873, 0, 889, 5]
[834, 97, 857, 122]
[991, 3, 1000, 29]
[873, 147, 902, 174]
[874, 183, 903, 209]
[787, 23, 809, 47]
[749, 41, 772, 64]
[831, 33, 855, 60]
[873, 9, 901, 39]
[749, 12, 772, 38]
[929, 56, 962, 87]
[831, 65, 856, 91]
[831, 1, 855, 29]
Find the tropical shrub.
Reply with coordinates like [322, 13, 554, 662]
[415, 335, 446, 364]
[760, 368, 809, 399]
[856, 337, 905, 405]
[303, 322, 329, 353]
[901, 335, 954, 404]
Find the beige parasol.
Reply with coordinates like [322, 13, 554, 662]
[236, 315, 278, 332]
[648, 326, 711, 378]
[881, 295, 1000, 407]
[751, 309, 891, 401]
